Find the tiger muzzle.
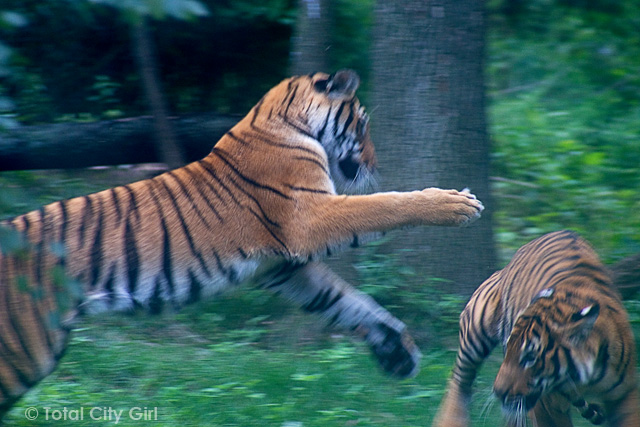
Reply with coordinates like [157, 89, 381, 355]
[494, 365, 540, 412]
[494, 387, 541, 413]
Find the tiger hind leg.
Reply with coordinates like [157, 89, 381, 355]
[259, 261, 421, 378]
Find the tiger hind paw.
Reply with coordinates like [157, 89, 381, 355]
[367, 322, 422, 378]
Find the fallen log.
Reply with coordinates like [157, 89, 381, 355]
[0, 113, 240, 171]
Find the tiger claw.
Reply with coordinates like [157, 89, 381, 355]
[459, 188, 484, 226]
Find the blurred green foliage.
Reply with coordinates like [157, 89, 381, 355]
[88, 0, 210, 21]
[0, 0, 295, 123]
[487, 0, 640, 263]
[0, 0, 380, 124]
[327, 0, 374, 100]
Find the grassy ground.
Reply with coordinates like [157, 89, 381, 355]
[3, 286, 636, 426]
[5, 293, 502, 427]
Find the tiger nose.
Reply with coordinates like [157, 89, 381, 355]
[494, 381, 517, 404]
[493, 384, 508, 404]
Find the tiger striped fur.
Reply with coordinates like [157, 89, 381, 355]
[0, 69, 484, 417]
[434, 230, 639, 427]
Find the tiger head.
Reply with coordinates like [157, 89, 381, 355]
[260, 69, 377, 193]
[493, 288, 600, 423]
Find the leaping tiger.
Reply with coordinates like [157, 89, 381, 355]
[0, 69, 484, 417]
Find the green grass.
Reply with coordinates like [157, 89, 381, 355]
[4, 301, 489, 427]
[5, 288, 637, 426]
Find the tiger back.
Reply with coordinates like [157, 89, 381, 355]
[0, 69, 484, 417]
[434, 230, 639, 427]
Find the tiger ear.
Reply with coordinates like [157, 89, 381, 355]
[325, 69, 360, 99]
[565, 303, 600, 344]
[532, 287, 554, 303]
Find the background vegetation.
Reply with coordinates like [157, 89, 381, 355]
[0, 0, 639, 425]
[488, 0, 640, 263]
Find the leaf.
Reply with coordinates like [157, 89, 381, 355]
[583, 152, 605, 166]
[395, 389, 440, 400]
[88, 0, 209, 20]
[0, 226, 28, 254]
[290, 373, 324, 382]
[0, 11, 28, 28]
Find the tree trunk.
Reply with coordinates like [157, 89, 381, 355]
[371, 0, 496, 295]
[290, 0, 331, 75]
[0, 113, 238, 171]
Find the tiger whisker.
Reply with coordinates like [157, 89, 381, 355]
[479, 387, 497, 426]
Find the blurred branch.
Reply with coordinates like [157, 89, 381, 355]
[491, 71, 568, 96]
[490, 176, 540, 188]
[491, 79, 553, 96]
[131, 16, 185, 168]
[0, 113, 238, 171]
[85, 0, 210, 168]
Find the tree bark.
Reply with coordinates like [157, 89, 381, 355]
[0, 113, 238, 171]
[371, 0, 496, 295]
[290, 0, 331, 75]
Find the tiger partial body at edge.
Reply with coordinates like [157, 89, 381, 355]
[0, 70, 484, 417]
[434, 230, 639, 427]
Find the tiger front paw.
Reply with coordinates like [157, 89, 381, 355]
[576, 400, 605, 425]
[366, 322, 422, 378]
[419, 187, 484, 226]
[457, 188, 484, 225]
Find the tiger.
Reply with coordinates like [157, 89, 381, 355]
[434, 230, 639, 427]
[0, 69, 484, 417]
